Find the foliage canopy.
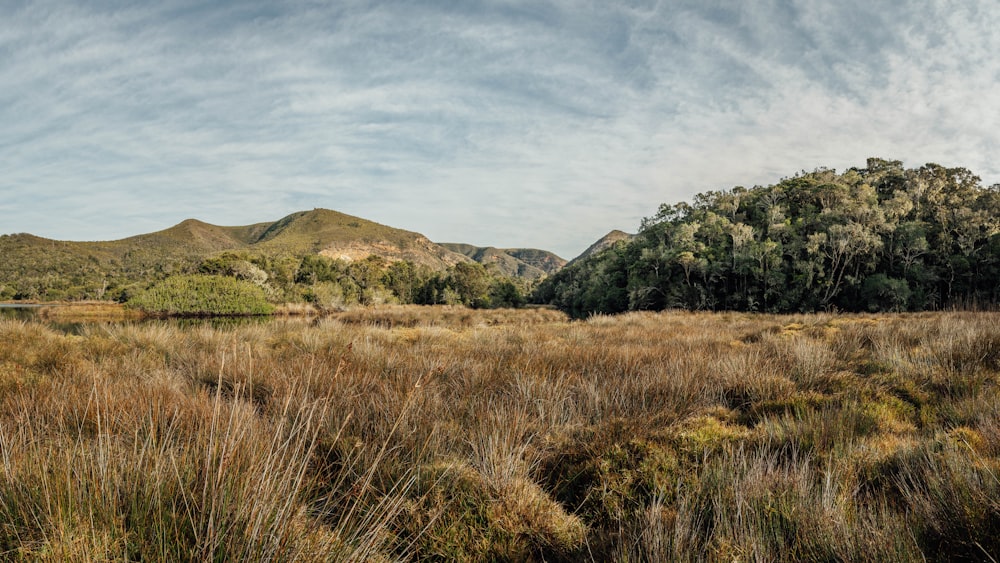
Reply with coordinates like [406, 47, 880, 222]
[535, 158, 1000, 316]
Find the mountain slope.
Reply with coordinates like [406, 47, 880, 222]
[255, 209, 470, 269]
[439, 243, 566, 280]
[0, 208, 508, 300]
[0, 219, 271, 300]
[1, 209, 471, 274]
[505, 248, 567, 275]
[569, 230, 634, 265]
[111, 218, 271, 257]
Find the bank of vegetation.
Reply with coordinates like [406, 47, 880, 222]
[0, 208, 537, 313]
[1, 309, 999, 560]
[537, 159, 1000, 316]
[2, 249, 531, 315]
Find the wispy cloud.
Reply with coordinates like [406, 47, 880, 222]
[2, 0, 998, 258]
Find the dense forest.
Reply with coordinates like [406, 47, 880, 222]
[536, 159, 1000, 316]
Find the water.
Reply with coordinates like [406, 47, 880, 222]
[0, 303, 274, 333]
[0, 303, 43, 321]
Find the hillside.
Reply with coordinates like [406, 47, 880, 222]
[254, 209, 469, 269]
[504, 248, 567, 274]
[0, 208, 553, 302]
[439, 243, 565, 280]
[129, 218, 270, 252]
[568, 230, 635, 265]
[536, 158, 1000, 316]
[0, 219, 265, 301]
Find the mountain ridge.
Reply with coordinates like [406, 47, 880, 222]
[438, 243, 566, 280]
[0, 207, 565, 301]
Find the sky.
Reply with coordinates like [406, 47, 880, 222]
[2, 1, 1000, 260]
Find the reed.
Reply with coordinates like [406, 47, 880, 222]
[1, 309, 998, 561]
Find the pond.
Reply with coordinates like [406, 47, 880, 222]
[0, 303, 44, 321]
[0, 303, 274, 333]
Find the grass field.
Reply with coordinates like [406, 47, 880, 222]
[1, 307, 998, 561]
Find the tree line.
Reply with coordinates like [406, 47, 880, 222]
[183, 252, 528, 310]
[535, 158, 1000, 316]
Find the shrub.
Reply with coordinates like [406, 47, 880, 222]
[127, 274, 274, 316]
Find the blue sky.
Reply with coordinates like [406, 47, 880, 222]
[2, 0, 999, 259]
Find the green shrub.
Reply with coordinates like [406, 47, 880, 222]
[127, 274, 274, 316]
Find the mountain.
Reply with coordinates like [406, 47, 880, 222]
[439, 243, 566, 280]
[504, 248, 567, 275]
[136, 218, 272, 251]
[0, 218, 274, 295]
[252, 209, 469, 269]
[1, 208, 471, 270]
[569, 230, 635, 265]
[2, 208, 560, 301]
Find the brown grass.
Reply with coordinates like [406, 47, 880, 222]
[1, 308, 999, 560]
[34, 301, 145, 322]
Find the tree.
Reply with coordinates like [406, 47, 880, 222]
[861, 274, 911, 312]
[446, 263, 493, 308]
[895, 222, 929, 276]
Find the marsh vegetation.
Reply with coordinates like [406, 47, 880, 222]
[1, 307, 999, 560]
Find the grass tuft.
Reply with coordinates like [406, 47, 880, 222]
[1, 310, 1000, 560]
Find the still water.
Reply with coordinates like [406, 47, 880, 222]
[0, 303, 272, 333]
[0, 303, 43, 321]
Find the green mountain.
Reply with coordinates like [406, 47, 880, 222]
[439, 243, 566, 280]
[0, 218, 273, 300]
[0, 208, 488, 301]
[0, 208, 584, 302]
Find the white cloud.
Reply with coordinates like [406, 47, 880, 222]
[1, 0, 999, 259]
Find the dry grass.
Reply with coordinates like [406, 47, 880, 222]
[1, 308, 999, 561]
[35, 301, 145, 322]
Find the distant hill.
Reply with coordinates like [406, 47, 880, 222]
[1, 208, 469, 265]
[0, 208, 563, 301]
[252, 209, 469, 269]
[0, 218, 275, 296]
[505, 248, 567, 275]
[439, 244, 566, 280]
[569, 230, 635, 265]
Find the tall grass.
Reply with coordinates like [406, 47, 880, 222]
[1, 309, 999, 560]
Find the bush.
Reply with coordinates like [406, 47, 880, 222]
[127, 274, 274, 316]
[861, 274, 912, 312]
